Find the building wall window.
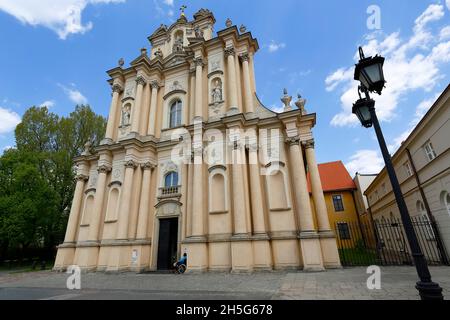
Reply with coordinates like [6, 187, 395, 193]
[105, 188, 120, 222]
[210, 173, 226, 212]
[164, 171, 179, 187]
[81, 194, 94, 226]
[337, 222, 351, 240]
[332, 195, 344, 212]
[424, 140, 437, 161]
[404, 161, 413, 177]
[169, 99, 182, 128]
[268, 170, 289, 210]
[442, 191, 450, 217]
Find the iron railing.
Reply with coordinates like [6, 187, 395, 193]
[334, 216, 449, 267]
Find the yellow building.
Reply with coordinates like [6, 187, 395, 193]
[54, 9, 341, 273]
[308, 161, 360, 244]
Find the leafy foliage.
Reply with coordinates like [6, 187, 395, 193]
[0, 105, 106, 260]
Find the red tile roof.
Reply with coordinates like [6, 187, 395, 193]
[307, 161, 356, 192]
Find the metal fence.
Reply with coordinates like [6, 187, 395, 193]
[334, 216, 449, 267]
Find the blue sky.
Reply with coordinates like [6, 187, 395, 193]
[1, 0, 449, 175]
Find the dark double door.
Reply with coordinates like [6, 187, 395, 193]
[157, 218, 178, 270]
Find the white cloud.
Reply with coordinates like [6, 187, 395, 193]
[0, 107, 21, 134]
[0, 0, 125, 39]
[389, 93, 441, 152]
[268, 103, 285, 113]
[58, 84, 88, 105]
[440, 26, 450, 40]
[327, 4, 449, 128]
[39, 100, 55, 108]
[163, 0, 174, 6]
[2, 145, 13, 151]
[267, 40, 286, 53]
[447, 0, 450, 10]
[345, 149, 384, 176]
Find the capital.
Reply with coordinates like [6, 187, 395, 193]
[239, 52, 250, 62]
[97, 164, 112, 174]
[193, 57, 205, 67]
[224, 47, 235, 58]
[75, 174, 89, 182]
[302, 139, 315, 149]
[136, 75, 147, 86]
[285, 136, 301, 146]
[125, 159, 138, 169]
[141, 162, 156, 170]
[112, 83, 124, 94]
[150, 80, 160, 90]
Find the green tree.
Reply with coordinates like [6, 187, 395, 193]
[0, 104, 106, 260]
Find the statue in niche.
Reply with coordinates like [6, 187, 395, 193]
[173, 33, 183, 53]
[154, 48, 163, 58]
[211, 79, 222, 103]
[121, 104, 131, 126]
[194, 26, 204, 38]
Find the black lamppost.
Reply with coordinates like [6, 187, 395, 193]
[352, 47, 444, 300]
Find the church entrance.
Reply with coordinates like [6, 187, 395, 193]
[157, 218, 178, 270]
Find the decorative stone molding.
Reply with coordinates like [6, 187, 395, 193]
[302, 139, 315, 149]
[97, 165, 112, 174]
[108, 181, 122, 188]
[285, 136, 301, 146]
[224, 47, 235, 58]
[150, 80, 160, 90]
[75, 174, 89, 182]
[112, 83, 124, 94]
[247, 142, 259, 152]
[208, 164, 227, 173]
[193, 57, 205, 67]
[264, 161, 286, 168]
[124, 159, 138, 169]
[136, 75, 147, 86]
[239, 52, 250, 62]
[141, 162, 156, 170]
[192, 146, 203, 157]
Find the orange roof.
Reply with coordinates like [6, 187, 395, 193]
[307, 161, 356, 193]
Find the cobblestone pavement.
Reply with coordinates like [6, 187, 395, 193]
[0, 267, 449, 300]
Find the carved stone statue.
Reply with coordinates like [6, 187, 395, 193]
[121, 104, 131, 126]
[154, 48, 163, 58]
[173, 35, 183, 53]
[212, 79, 222, 103]
[194, 26, 204, 38]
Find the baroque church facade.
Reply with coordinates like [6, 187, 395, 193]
[54, 9, 341, 272]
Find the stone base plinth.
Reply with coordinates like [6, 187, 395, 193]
[74, 243, 100, 272]
[299, 232, 325, 272]
[231, 236, 253, 273]
[183, 238, 208, 273]
[319, 231, 342, 269]
[53, 244, 76, 271]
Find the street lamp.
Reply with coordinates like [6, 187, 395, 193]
[352, 46, 443, 300]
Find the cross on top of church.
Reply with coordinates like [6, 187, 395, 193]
[180, 5, 187, 17]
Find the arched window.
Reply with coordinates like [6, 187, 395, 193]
[81, 195, 94, 226]
[169, 100, 182, 128]
[210, 173, 226, 212]
[444, 192, 450, 216]
[165, 172, 179, 187]
[268, 171, 288, 210]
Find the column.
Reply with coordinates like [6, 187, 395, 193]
[286, 135, 324, 271]
[225, 47, 239, 112]
[136, 162, 154, 239]
[191, 146, 204, 237]
[189, 69, 195, 124]
[131, 75, 147, 134]
[304, 139, 330, 231]
[104, 83, 123, 141]
[117, 160, 137, 240]
[286, 136, 315, 232]
[248, 142, 272, 270]
[240, 52, 254, 113]
[147, 81, 159, 136]
[64, 174, 88, 243]
[88, 164, 111, 241]
[248, 143, 266, 234]
[304, 139, 341, 269]
[193, 57, 204, 119]
[231, 141, 247, 235]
